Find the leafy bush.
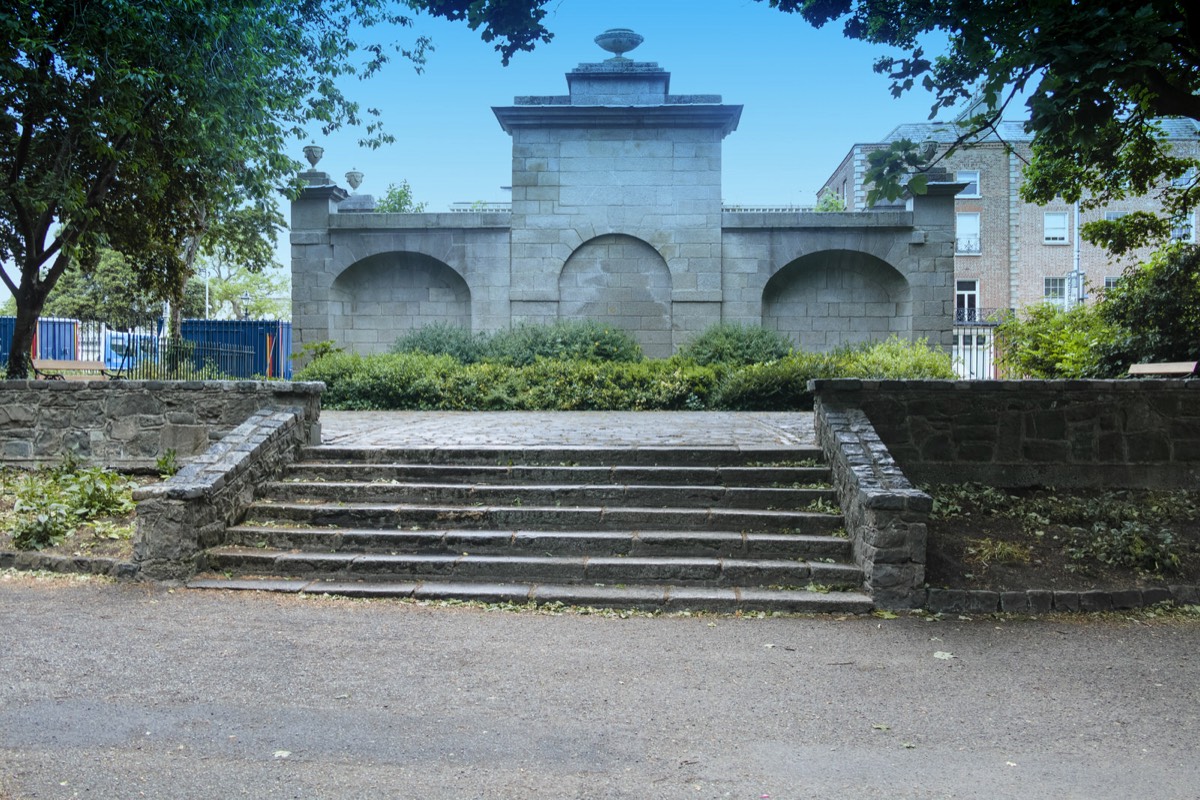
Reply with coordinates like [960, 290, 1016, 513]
[992, 244, 1200, 379]
[61, 467, 137, 518]
[994, 302, 1115, 378]
[5, 465, 136, 550]
[677, 323, 793, 366]
[710, 337, 954, 410]
[1095, 244, 1200, 373]
[830, 336, 957, 379]
[485, 320, 644, 366]
[1067, 521, 1181, 574]
[709, 352, 832, 410]
[392, 322, 488, 363]
[301, 335, 951, 412]
[10, 474, 75, 550]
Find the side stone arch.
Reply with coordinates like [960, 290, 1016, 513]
[558, 233, 673, 358]
[329, 252, 471, 354]
[762, 250, 912, 352]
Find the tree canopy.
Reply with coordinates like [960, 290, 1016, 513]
[0, 0, 552, 377]
[760, 1, 1200, 253]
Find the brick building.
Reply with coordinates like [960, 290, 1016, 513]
[821, 119, 1200, 375]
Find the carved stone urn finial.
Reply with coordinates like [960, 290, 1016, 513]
[594, 28, 643, 61]
[345, 169, 363, 191]
[303, 144, 324, 168]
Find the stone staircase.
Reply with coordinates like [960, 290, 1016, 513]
[187, 444, 873, 613]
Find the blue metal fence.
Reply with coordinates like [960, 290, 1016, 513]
[177, 319, 292, 379]
[0, 317, 80, 363]
[2, 317, 292, 379]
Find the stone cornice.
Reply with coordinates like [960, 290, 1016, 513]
[493, 104, 742, 137]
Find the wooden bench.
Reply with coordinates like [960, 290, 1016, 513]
[1127, 361, 1198, 377]
[31, 359, 118, 381]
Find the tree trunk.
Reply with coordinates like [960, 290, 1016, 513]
[5, 298, 41, 379]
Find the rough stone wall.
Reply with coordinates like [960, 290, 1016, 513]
[813, 400, 932, 609]
[0, 380, 323, 471]
[133, 408, 309, 579]
[811, 378, 1200, 488]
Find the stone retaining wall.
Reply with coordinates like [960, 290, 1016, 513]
[0, 380, 323, 471]
[811, 379, 1200, 488]
[813, 402, 932, 609]
[133, 408, 310, 580]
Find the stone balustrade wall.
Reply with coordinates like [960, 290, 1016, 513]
[813, 401, 932, 609]
[0, 380, 324, 471]
[133, 408, 310, 579]
[811, 379, 1200, 489]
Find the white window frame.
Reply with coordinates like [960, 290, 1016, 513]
[1104, 211, 1129, 221]
[1171, 211, 1195, 243]
[1044, 277, 1067, 309]
[1103, 276, 1120, 291]
[956, 170, 981, 198]
[955, 279, 980, 323]
[956, 212, 981, 255]
[1043, 212, 1070, 244]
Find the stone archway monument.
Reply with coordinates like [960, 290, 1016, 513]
[290, 29, 959, 361]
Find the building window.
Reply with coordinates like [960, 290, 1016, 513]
[1104, 276, 1120, 291]
[956, 170, 980, 198]
[1172, 168, 1197, 189]
[1171, 212, 1195, 243]
[1104, 211, 1129, 221]
[1044, 212, 1069, 244]
[1044, 277, 1067, 308]
[955, 279, 980, 322]
[956, 212, 981, 254]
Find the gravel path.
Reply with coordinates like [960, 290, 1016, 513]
[2, 576, 1198, 799]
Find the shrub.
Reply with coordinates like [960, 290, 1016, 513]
[994, 303, 1114, 378]
[392, 322, 487, 363]
[485, 320, 644, 365]
[6, 465, 136, 550]
[1095, 244, 1200, 373]
[677, 323, 793, 366]
[710, 352, 832, 410]
[1067, 521, 1181, 574]
[298, 352, 721, 411]
[710, 337, 954, 410]
[829, 336, 956, 379]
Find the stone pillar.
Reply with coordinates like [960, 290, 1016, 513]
[290, 169, 347, 366]
[907, 178, 964, 351]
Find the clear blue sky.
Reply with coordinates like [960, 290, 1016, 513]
[309, 0, 949, 211]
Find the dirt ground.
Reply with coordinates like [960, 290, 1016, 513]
[923, 485, 1200, 593]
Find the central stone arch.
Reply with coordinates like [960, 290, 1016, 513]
[330, 252, 471, 354]
[558, 234, 673, 358]
[762, 250, 912, 352]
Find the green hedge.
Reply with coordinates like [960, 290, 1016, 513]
[676, 322, 794, 366]
[299, 336, 954, 411]
[391, 320, 644, 365]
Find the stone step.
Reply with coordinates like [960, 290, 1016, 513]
[259, 480, 838, 510]
[202, 546, 864, 588]
[285, 462, 832, 488]
[224, 525, 853, 560]
[186, 576, 875, 614]
[242, 501, 844, 534]
[301, 445, 825, 468]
